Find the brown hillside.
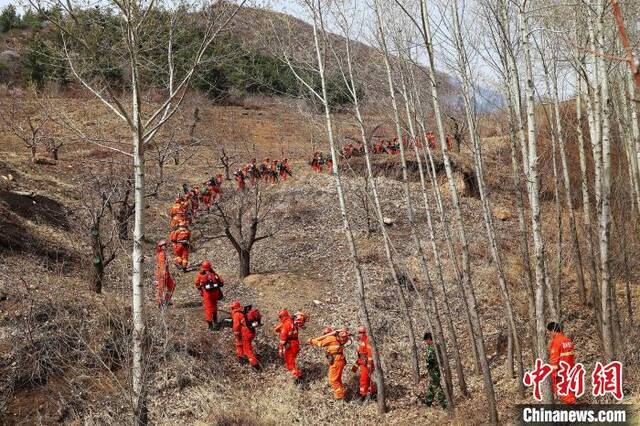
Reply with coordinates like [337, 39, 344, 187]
[0, 86, 638, 425]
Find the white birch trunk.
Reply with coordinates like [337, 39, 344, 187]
[551, 58, 587, 305]
[518, 0, 552, 403]
[595, 0, 615, 360]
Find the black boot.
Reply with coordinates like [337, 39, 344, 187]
[238, 357, 248, 365]
[251, 363, 262, 372]
[207, 321, 214, 331]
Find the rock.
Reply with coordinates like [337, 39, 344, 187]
[493, 206, 512, 221]
[313, 299, 322, 306]
[382, 217, 395, 226]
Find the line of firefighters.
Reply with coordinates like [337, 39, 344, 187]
[155, 158, 578, 406]
[234, 158, 292, 191]
[155, 173, 377, 402]
[310, 132, 456, 170]
[166, 178, 224, 274]
[157, 255, 378, 402]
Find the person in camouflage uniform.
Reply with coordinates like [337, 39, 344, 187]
[424, 332, 447, 408]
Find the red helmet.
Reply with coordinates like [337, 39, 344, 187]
[358, 326, 367, 334]
[322, 326, 334, 335]
[278, 309, 290, 319]
[231, 300, 241, 310]
[201, 261, 212, 271]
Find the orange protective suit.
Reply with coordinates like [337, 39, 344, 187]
[549, 332, 577, 404]
[275, 314, 301, 378]
[309, 333, 346, 399]
[169, 213, 188, 230]
[355, 334, 377, 397]
[170, 227, 190, 269]
[155, 244, 175, 306]
[232, 305, 258, 366]
[194, 267, 224, 323]
[170, 202, 186, 218]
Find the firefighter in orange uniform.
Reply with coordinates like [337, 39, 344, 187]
[155, 240, 175, 307]
[275, 310, 308, 379]
[309, 327, 349, 400]
[232, 301, 262, 369]
[352, 326, 377, 402]
[169, 196, 186, 217]
[194, 261, 224, 330]
[170, 221, 191, 271]
[547, 322, 577, 404]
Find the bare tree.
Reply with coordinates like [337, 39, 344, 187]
[517, 0, 552, 403]
[78, 173, 121, 293]
[219, 147, 237, 181]
[2, 106, 53, 163]
[212, 185, 275, 278]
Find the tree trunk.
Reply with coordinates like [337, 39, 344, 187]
[578, 71, 603, 321]
[551, 58, 586, 305]
[419, 0, 484, 377]
[401, 65, 456, 403]
[519, 1, 552, 403]
[239, 249, 251, 278]
[496, 0, 537, 357]
[412, 95, 469, 398]
[375, 0, 441, 385]
[626, 70, 640, 209]
[90, 226, 103, 294]
[595, 0, 615, 361]
[132, 129, 146, 424]
[539, 56, 562, 319]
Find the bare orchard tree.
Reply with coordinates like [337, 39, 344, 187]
[211, 185, 276, 278]
[30, 0, 246, 421]
[2, 104, 55, 164]
[219, 147, 237, 181]
[76, 171, 124, 294]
